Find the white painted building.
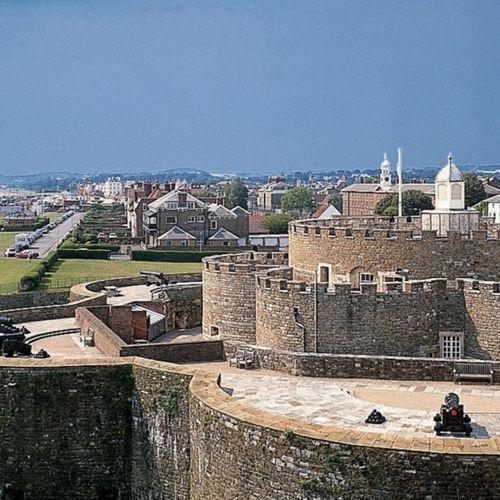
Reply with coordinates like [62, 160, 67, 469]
[103, 177, 124, 198]
[487, 194, 500, 223]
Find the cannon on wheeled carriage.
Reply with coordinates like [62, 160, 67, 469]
[434, 392, 472, 437]
[0, 317, 32, 357]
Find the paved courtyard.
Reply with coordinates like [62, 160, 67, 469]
[220, 373, 500, 438]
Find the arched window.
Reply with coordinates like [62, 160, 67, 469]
[451, 184, 462, 200]
[437, 184, 447, 200]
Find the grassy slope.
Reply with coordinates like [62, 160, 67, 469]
[43, 259, 202, 289]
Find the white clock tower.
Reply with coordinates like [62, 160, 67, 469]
[380, 153, 392, 190]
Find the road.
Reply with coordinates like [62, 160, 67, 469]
[29, 212, 84, 257]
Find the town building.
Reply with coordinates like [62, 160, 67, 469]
[257, 176, 290, 212]
[142, 189, 249, 247]
[341, 154, 434, 215]
[102, 177, 125, 198]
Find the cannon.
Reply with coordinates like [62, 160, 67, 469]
[140, 270, 175, 286]
[434, 392, 472, 437]
[0, 316, 14, 326]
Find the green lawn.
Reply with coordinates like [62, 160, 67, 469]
[0, 233, 15, 252]
[43, 259, 202, 290]
[0, 259, 39, 294]
[43, 211, 62, 222]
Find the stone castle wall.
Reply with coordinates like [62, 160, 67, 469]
[462, 279, 500, 360]
[289, 222, 500, 281]
[189, 373, 500, 500]
[202, 252, 287, 342]
[2, 359, 500, 499]
[255, 275, 465, 356]
[0, 362, 133, 499]
[0, 290, 69, 312]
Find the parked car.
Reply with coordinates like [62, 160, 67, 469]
[15, 250, 39, 259]
[108, 232, 118, 239]
[4, 247, 17, 257]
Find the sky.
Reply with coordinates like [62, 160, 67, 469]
[0, 0, 499, 175]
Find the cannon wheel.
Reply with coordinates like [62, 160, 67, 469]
[434, 422, 443, 436]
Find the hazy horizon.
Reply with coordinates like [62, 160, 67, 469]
[1, 1, 499, 175]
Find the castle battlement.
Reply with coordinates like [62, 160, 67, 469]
[203, 251, 288, 273]
[292, 222, 498, 243]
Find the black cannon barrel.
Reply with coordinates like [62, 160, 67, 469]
[445, 392, 460, 409]
[140, 270, 165, 278]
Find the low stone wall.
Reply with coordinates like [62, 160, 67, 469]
[2, 295, 107, 324]
[77, 307, 223, 362]
[76, 307, 126, 357]
[0, 291, 69, 312]
[70, 273, 202, 301]
[224, 342, 500, 382]
[121, 340, 224, 363]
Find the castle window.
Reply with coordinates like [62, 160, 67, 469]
[319, 265, 330, 283]
[187, 216, 196, 223]
[166, 216, 177, 224]
[440, 333, 463, 359]
[210, 325, 220, 336]
[360, 273, 374, 283]
[210, 220, 217, 229]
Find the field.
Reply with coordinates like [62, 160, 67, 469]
[42, 259, 202, 289]
[0, 233, 15, 252]
[0, 258, 38, 294]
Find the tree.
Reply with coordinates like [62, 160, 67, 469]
[464, 173, 487, 208]
[374, 190, 433, 216]
[281, 186, 315, 214]
[226, 178, 248, 209]
[261, 214, 292, 234]
[328, 193, 343, 213]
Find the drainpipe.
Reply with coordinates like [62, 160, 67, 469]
[294, 270, 318, 353]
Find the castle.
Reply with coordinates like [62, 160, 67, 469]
[3, 158, 500, 499]
[203, 157, 497, 365]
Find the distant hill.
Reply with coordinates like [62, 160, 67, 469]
[1, 165, 500, 191]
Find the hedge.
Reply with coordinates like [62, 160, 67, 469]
[0, 217, 50, 232]
[131, 250, 229, 262]
[60, 239, 120, 251]
[19, 251, 59, 291]
[57, 249, 111, 260]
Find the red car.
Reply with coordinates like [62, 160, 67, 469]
[15, 250, 39, 259]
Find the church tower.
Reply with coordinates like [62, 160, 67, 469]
[380, 153, 392, 190]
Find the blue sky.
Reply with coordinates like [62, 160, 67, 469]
[0, 0, 499, 174]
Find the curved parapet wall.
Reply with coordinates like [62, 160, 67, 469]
[202, 252, 287, 342]
[190, 373, 500, 500]
[255, 272, 465, 356]
[70, 273, 202, 302]
[288, 219, 500, 281]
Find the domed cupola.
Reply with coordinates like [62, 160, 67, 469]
[380, 153, 392, 190]
[434, 153, 465, 210]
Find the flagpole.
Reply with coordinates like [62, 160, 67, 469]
[397, 148, 403, 218]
